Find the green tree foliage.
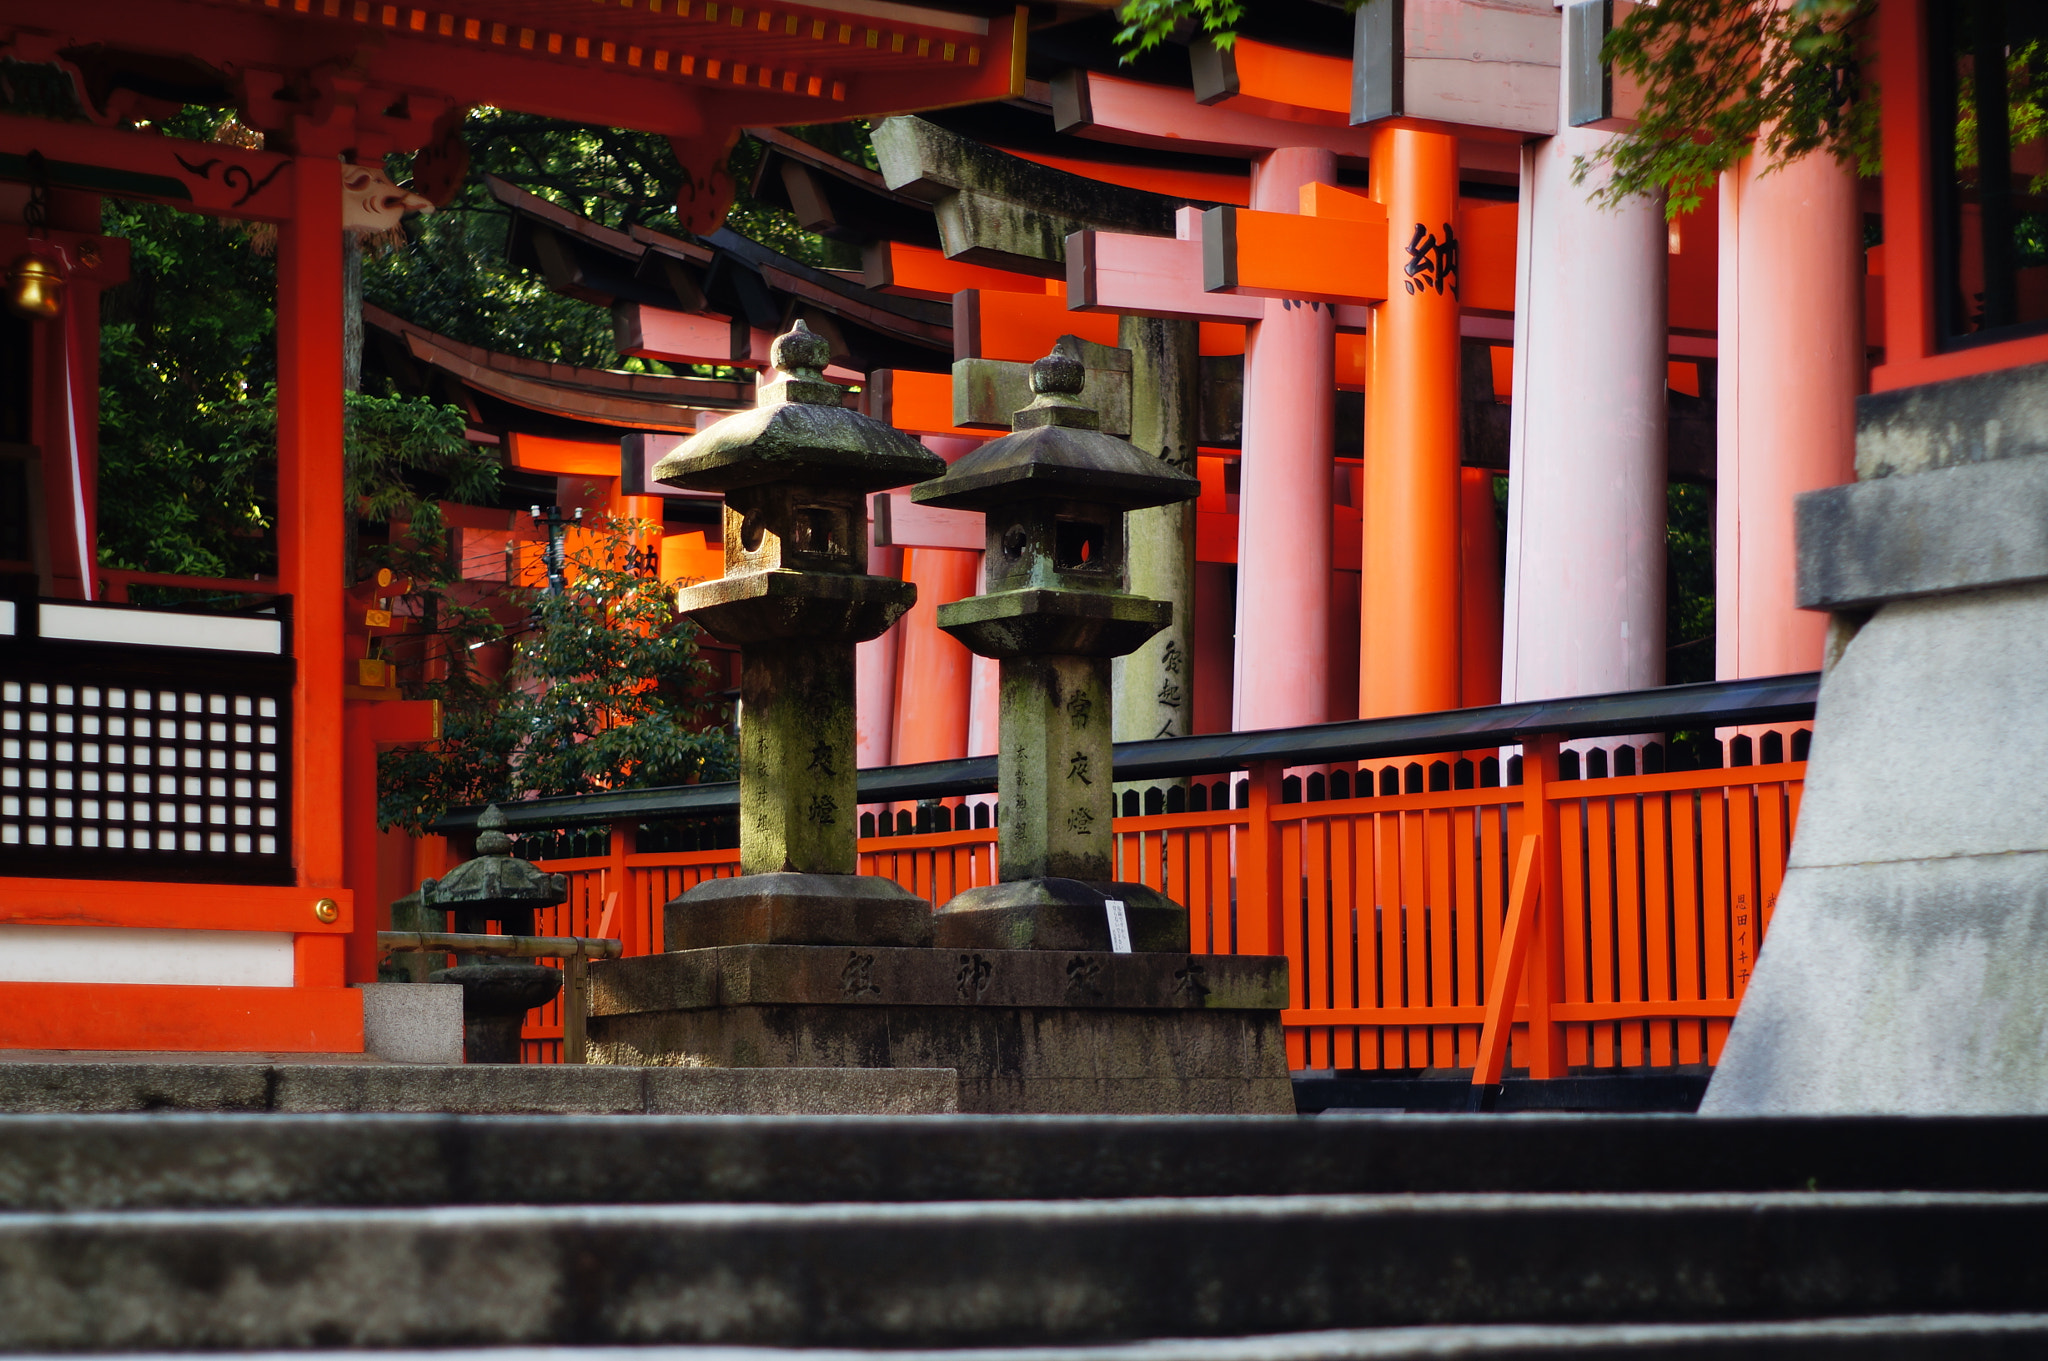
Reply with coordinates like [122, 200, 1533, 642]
[1576, 0, 1878, 217]
[376, 515, 735, 833]
[367, 109, 865, 365]
[1112, 0, 1246, 60]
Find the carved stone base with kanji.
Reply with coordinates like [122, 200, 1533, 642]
[586, 944, 1293, 1114]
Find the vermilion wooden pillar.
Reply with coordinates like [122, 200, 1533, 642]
[891, 546, 979, 766]
[1716, 151, 1861, 681]
[275, 156, 352, 973]
[1361, 128, 1464, 718]
[1459, 468, 1502, 709]
[1232, 147, 1337, 732]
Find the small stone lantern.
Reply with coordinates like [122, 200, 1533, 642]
[911, 348, 1200, 949]
[651, 320, 948, 947]
[422, 804, 568, 1063]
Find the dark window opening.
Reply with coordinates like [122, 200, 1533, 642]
[1929, 0, 2048, 347]
[1054, 518, 1107, 572]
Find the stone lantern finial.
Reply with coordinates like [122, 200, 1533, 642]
[908, 348, 1200, 952]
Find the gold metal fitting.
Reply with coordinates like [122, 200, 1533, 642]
[313, 898, 340, 924]
[6, 253, 64, 320]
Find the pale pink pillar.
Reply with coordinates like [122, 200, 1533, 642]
[1716, 152, 1861, 680]
[1502, 101, 1669, 707]
[1232, 146, 1337, 732]
[966, 552, 1001, 758]
[855, 539, 903, 770]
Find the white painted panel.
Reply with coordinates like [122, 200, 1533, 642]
[0, 599, 12, 635]
[0, 926, 295, 986]
[39, 604, 282, 655]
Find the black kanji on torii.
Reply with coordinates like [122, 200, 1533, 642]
[1403, 221, 1460, 298]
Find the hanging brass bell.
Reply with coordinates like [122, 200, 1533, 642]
[5, 253, 64, 320]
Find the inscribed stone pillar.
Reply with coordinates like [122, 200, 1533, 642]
[1113, 313, 1200, 756]
[1361, 127, 1464, 719]
[1501, 95, 1669, 709]
[1234, 146, 1337, 732]
[1716, 151, 1861, 680]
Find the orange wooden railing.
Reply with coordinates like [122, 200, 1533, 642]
[515, 740, 1803, 1074]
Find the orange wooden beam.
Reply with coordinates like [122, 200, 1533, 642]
[992, 145, 1250, 206]
[1203, 203, 1388, 305]
[0, 879, 353, 934]
[1209, 39, 1352, 123]
[954, 287, 1121, 361]
[864, 242, 1046, 302]
[0, 112, 295, 221]
[0, 982, 362, 1053]
[869, 368, 987, 440]
[614, 303, 738, 367]
[507, 433, 623, 479]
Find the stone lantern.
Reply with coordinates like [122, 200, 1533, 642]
[651, 319, 948, 947]
[422, 804, 568, 1063]
[911, 348, 1200, 949]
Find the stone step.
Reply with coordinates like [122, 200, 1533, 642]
[0, 1194, 2043, 1350]
[14, 1317, 2048, 1360]
[0, 1063, 956, 1117]
[4, 1113, 2047, 1211]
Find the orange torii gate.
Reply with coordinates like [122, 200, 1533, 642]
[1071, 144, 1517, 727]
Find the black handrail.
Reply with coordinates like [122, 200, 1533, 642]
[431, 672, 1820, 835]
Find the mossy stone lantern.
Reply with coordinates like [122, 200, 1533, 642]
[421, 804, 568, 1063]
[651, 320, 948, 948]
[911, 349, 1200, 950]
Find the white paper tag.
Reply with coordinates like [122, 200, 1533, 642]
[1104, 899, 1132, 954]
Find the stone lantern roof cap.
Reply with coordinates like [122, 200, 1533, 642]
[911, 349, 1199, 514]
[419, 804, 568, 912]
[652, 320, 945, 495]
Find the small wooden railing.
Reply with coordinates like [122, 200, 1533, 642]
[433, 675, 1817, 1078]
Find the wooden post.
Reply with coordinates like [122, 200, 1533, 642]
[276, 155, 349, 927]
[1361, 128, 1464, 719]
[1234, 147, 1337, 733]
[562, 952, 589, 1064]
[1238, 759, 1286, 956]
[1520, 732, 1568, 1078]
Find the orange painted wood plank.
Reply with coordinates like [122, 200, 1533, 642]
[1642, 793, 1675, 1068]
[1614, 793, 1646, 1068]
[1376, 813, 1407, 1066]
[1457, 200, 1519, 315]
[956, 287, 1122, 361]
[1205, 205, 1388, 305]
[507, 433, 621, 479]
[0, 879, 354, 934]
[1730, 785, 1759, 1000]
[1700, 788, 1733, 1013]
[0, 982, 362, 1053]
[1453, 806, 1481, 1066]
[1330, 814, 1359, 1070]
[1401, 810, 1430, 1063]
[1305, 815, 1332, 1020]
[867, 241, 1047, 301]
[613, 304, 736, 367]
[1187, 830, 1214, 955]
[1557, 797, 1591, 1068]
[1282, 819, 1307, 1015]
[1226, 39, 1353, 119]
[869, 368, 987, 440]
[1471, 834, 1542, 1085]
[1295, 998, 1740, 1028]
[1670, 794, 1703, 1070]
[1758, 782, 1790, 940]
[995, 145, 1250, 206]
[1587, 794, 1617, 1070]
[1427, 807, 1456, 1066]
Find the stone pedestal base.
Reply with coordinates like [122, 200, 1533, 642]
[665, 872, 934, 949]
[587, 945, 1293, 1114]
[933, 878, 1187, 952]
